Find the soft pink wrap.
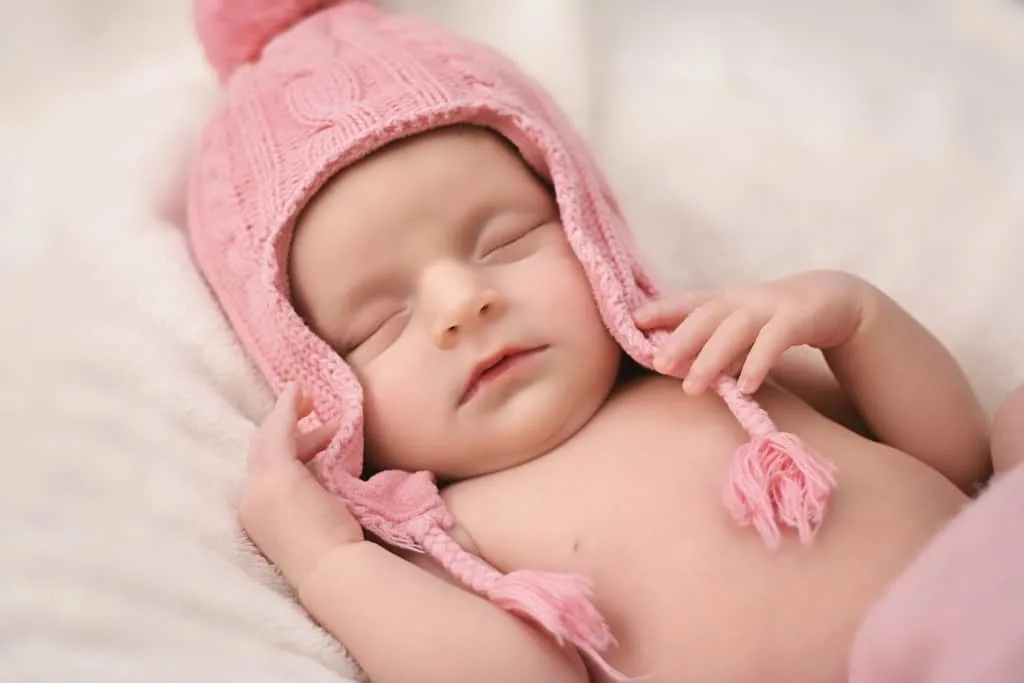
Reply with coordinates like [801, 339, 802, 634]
[849, 460, 1024, 682]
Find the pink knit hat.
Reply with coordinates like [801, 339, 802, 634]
[187, 0, 837, 674]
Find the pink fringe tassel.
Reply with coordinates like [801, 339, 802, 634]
[712, 375, 838, 548]
[488, 570, 634, 681]
[417, 524, 636, 680]
[724, 431, 838, 548]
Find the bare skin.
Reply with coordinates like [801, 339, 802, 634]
[243, 126, 990, 683]
[992, 383, 1024, 474]
[442, 376, 967, 682]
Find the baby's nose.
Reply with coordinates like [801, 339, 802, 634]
[432, 288, 502, 348]
[424, 263, 503, 348]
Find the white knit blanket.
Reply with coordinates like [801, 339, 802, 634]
[2, 1, 1023, 680]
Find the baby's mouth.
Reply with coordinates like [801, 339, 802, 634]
[460, 345, 546, 405]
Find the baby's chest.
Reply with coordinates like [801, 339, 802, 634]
[444, 385, 750, 594]
[444, 403, 799, 679]
[439, 379, 953, 681]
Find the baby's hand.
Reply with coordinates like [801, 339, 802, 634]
[634, 270, 868, 395]
[239, 383, 363, 589]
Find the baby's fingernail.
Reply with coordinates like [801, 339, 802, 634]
[738, 377, 754, 394]
[682, 376, 701, 394]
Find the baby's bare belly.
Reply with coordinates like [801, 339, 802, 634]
[446, 376, 968, 683]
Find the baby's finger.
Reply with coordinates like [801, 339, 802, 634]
[249, 383, 302, 469]
[297, 387, 315, 419]
[654, 302, 730, 375]
[738, 317, 793, 393]
[633, 291, 714, 330]
[296, 418, 341, 464]
[683, 311, 760, 394]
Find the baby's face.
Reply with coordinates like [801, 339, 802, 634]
[290, 126, 621, 480]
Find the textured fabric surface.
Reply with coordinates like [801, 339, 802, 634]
[850, 460, 1024, 683]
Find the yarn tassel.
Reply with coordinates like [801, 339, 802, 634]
[488, 570, 633, 681]
[713, 376, 838, 548]
[724, 430, 837, 548]
[418, 525, 634, 681]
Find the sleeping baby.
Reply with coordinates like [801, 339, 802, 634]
[186, 1, 996, 681]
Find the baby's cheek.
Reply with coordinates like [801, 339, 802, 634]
[522, 253, 594, 312]
[358, 360, 439, 467]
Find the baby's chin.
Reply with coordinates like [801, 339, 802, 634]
[372, 400, 598, 483]
[456, 375, 614, 477]
[365, 356, 621, 481]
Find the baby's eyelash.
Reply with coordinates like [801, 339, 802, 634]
[345, 308, 409, 353]
[479, 221, 543, 256]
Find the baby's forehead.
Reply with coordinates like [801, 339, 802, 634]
[299, 132, 553, 237]
[290, 135, 556, 301]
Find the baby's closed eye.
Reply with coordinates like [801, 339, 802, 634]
[478, 219, 555, 263]
[343, 306, 410, 354]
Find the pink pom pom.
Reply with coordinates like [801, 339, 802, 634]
[194, 0, 340, 82]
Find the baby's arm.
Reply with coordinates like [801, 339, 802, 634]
[635, 271, 990, 491]
[821, 281, 989, 490]
[769, 345, 871, 436]
[298, 541, 588, 683]
[243, 385, 587, 683]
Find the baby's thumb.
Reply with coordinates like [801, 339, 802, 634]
[296, 419, 341, 464]
[248, 383, 302, 470]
